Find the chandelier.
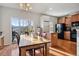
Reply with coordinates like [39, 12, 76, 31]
[19, 3, 32, 11]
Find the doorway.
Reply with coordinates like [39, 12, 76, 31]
[11, 17, 33, 43]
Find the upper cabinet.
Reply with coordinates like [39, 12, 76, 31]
[65, 16, 71, 27]
[58, 14, 79, 25]
[58, 17, 66, 24]
[71, 14, 79, 22]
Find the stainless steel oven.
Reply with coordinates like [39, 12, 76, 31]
[71, 29, 77, 42]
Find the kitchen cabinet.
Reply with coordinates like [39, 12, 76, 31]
[57, 39, 76, 55]
[72, 14, 79, 22]
[58, 17, 66, 24]
[58, 39, 71, 52]
[65, 16, 71, 27]
[64, 31, 70, 40]
[51, 33, 77, 55]
[51, 33, 58, 47]
[54, 13, 78, 55]
[61, 41, 77, 55]
[58, 14, 79, 24]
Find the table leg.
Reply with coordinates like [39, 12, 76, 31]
[34, 49, 35, 56]
[29, 49, 34, 56]
[19, 48, 26, 56]
[43, 46, 44, 56]
[19, 48, 21, 56]
[45, 43, 48, 56]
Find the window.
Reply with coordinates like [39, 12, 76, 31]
[11, 17, 33, 27]
[11, 17, 19, 26]
[11, 17, 33, 34]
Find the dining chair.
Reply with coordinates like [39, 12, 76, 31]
[33, 45, 45, 56]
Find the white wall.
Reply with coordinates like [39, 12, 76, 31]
[0, 17, 1, 31]
[0, 7, 2, 31]
[51, 16, 57, 32]
[0, 6, 41, 45]
[0, 6, 57, 45]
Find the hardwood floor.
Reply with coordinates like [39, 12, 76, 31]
[0, 44, 19, 56]
[0, 43, 74, 56]
[0, 44, 52, 56]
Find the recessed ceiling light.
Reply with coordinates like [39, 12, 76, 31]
[27, 3, 30, 7]
[49, 8, 53, 10]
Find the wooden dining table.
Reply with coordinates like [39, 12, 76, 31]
[19, 36, 51, 56]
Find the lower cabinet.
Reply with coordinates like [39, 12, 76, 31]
[64, 31, 70, 40]
[51, 33, 58, 47]
[51, 33, 77, 55]
[58, 39, 76, 55]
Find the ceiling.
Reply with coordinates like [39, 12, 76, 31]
[0, 3, 79, 17]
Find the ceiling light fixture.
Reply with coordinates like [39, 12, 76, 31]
[19, 3, 32, 11]
[49, 8, 53, 10]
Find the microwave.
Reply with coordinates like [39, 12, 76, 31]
[72, 21, 79, 27]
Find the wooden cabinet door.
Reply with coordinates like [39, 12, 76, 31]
[71, 15, 74, 22]
[61, 40, 71, 52]
[65, 16, 71, 26]
[72, 15, 76, 22]
[64, 31, 70, 40]
[51, 33, 58, 47]
[57, 39, 64, 48]
[72, 14, 79, 22]
[78, 14, 79, 20]
[58, 17, 66, 24]
[57, 39, 76, 55]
